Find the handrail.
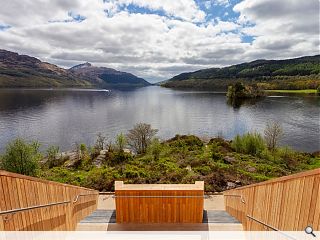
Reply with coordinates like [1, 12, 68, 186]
[113, 195, 205, 198]
[73, 193, 99, 203]
[0, 200, 71, 216]
[224, 194, 245, 203]
[247, 215, 297, 240]
[0, 192, 98, 219]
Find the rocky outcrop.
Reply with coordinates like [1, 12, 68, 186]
[93, 150, 108, 168]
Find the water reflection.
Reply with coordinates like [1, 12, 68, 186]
[0, 87, 319, 152]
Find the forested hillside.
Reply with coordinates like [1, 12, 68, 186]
[162, 55, 320, 90]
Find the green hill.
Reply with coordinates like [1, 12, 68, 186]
[161, 55, 320, 90]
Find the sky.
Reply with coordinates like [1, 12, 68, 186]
[0, 0, 319, 82]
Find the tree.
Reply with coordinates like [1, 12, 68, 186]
[106, 140, 114, 152]
[0, 138, 42, 176]
[127, 123, 158, 154]
[116, 133, 127, 152]
[94, 133, 106, 152]
[148, 138, 162, 161]
[46, 145, 60, 168]
[264, 121, 283, 151]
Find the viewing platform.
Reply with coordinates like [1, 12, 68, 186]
[0, 168, 319, 232]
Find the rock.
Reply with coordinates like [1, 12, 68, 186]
[227, 182, 236, 189]
[247, 167, 256, 173]
[63, 151, 81, 168]
[235, 180, 241, 185]
[186, 165, 192, 171]
[100, 150, 108, 155]
[94, 149, 108, 168]
[223, 156, 236, 164]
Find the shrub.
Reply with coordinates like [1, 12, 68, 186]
[116, 133, 127, 152]
[211, 142, 223, 160]
[46, 145, 62, 168]
[0, 138, 42, 176]
[85, 168, 115, 191]
[231, 132, 266, 156]
[112, 152, 133, 165]
[94, 133, 106, 152]
[168, 135, 204, 151]
[147, 138, 162, 161]
[264, 121, 283, 151]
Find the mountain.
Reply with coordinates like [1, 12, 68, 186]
[69, 63, 151, 88]
[161, 55, 320, 90]
[0, 49, 150, 88]
[0, 49, 92, 88]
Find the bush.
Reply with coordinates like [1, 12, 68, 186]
[85, 168, 116, 191]
[116, 133, 127, 152]
[112, 152, 133, 165]
[0, 138, 42, 176]
[46, 145, 62, 168]
[231, 132, 266, 156]
[147, 138, 162, 161]
[210, 142, 223, 160]
[168, 135, 204, 151]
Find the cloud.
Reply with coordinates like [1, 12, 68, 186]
[105, 0, 206, 22]
[208, 0, 230, 8]
[0, 0, 318, 83]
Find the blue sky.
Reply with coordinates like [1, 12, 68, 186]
[0, 0, 318, 82]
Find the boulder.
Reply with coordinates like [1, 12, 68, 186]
[223, 156, 236, 164]
[227, 181, 236, 189]
[247, 167, 256, 173]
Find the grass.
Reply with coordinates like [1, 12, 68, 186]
[265, 89, 317, 94]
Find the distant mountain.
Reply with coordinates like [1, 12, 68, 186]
[161, 55, 320, 90]
[69, 63, 151, 88]
[0, 49, 92, 88]
[0, 50, 150, 88]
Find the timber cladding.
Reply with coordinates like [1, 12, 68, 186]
[115, 181, 204, 223]
[0, 170, 98, 231]
[224, 168, 320, 231]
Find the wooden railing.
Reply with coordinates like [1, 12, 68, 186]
[0, 170, 98, 231]
[224, 168, 320, 231]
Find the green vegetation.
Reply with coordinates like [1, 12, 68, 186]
[0, 123, 319, 192]
[227, 82, 264, 99]
[231, 133, 266, 156]
[226, 82, 265, 107]
[265, 89, 317, 94]
[0, 139, 42, 176]
[161, 55, 320, 91]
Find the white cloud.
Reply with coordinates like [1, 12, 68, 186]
[105, 0, 206, 22]
[234, 0, 319, 58]
[0, 0, 318, 82]
[213, 0, 230, 7]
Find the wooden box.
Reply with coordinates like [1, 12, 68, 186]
[115, 181, 204, 223]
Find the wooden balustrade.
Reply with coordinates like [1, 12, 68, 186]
[224, 168, 320, 231]
[0, 170, 98, 231]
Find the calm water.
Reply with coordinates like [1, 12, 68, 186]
[0, 87, 319, 152]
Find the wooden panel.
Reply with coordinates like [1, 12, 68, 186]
[0, 170, 98, 231]
[224, 168, 320, 231]
[115, 181, 204, 223]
